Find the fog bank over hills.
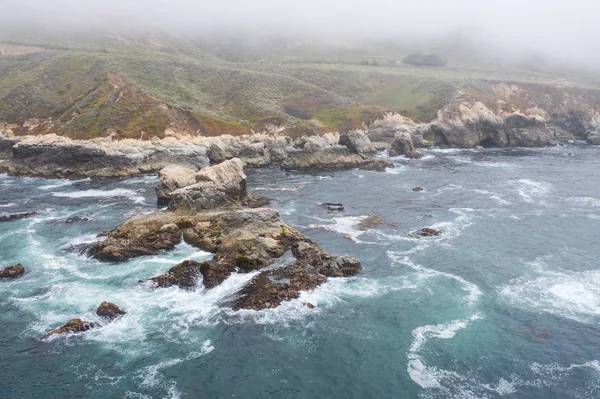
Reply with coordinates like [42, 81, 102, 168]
[1, 0, 599, 73]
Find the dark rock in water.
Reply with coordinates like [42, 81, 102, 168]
[0, 263, 25, 279]
[95, 302, 126, 321]
[413, 187, 425, 192]
[232, 241, 362, 310]
[0, 212, 36, 223]
[413, 228, 442, 237]
[142, 260, 207, 290]
[359, 158, 394, 172]
[358, 215, 397, 231]
[304, 302, 316, 309]
[392, 132, 424, 159]
[388, 148, 399, 157]
[43, 318, 97, 339]
[65, 216, 90, 224]
[63, 242, 95, 256]
[321, 203, 345, 212]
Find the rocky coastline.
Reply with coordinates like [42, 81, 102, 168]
[3, 93, 600, 180]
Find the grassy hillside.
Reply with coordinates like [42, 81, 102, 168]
[1, 35, 599, 140]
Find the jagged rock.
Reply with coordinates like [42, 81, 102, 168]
[321, 203, 345, 212]
[359, 158, 394, 171]
[156, 164, 197, 205]
[339, 131, 377, 154]
[142, 260, 207, 290]
[413, 228, 442, 237]
[89, 212, 183, 262]
[168, 158, 249, 212]
[392, 132, 424, 159]
[0, 263, 25, 279]
[0, 212, 36, 223]
[232, 241, 361, 310]
[65, 216, 90, 224]
[305, 302, 316, 309]
[96, 302, 126, 320]
[43, 318, 96, 339]
[413, 187, 424, 192]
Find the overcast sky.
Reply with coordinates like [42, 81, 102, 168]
[2, 0, 598, 66]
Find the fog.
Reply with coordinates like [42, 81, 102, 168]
[2, 0, 599, 71]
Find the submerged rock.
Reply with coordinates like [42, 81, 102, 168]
[142, 260, 207, 290]
[412, 187, 425, 192]
[65, 216, 90, 224]
[0, 212, 36, 223]
[321, 203, 345, 212]
[0, 263, 25, 279]
[95, 302, 126, 321]
[413, 228, 442, 237]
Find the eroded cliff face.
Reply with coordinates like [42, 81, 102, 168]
[424, 83, 600, 148]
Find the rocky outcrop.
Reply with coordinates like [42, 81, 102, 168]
[168, 158, 250, 212]
[391, 132, 424, 159]
[90, 159, 363, 310]
[142, 260, 207, 290]
[339, 130, 377, 154]
[0, 212, 36, 223]
[43, 302, 125, 339]
[65, 216, 90, 224]
[156, 165, 197, 204]
[0, 263, 25, 279]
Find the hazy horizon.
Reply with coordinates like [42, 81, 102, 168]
[1, 0, 598, 72]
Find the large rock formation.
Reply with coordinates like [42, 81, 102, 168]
[90, 159, 363, 310]
[156, 165, 197, 205]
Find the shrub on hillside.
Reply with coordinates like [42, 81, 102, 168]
[402, 53, 447, 67]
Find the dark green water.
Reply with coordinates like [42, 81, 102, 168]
[2, 146, 600, 398]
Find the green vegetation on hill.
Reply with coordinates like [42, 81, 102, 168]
[1, 35, 599, 139]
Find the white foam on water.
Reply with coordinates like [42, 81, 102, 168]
[588, 214, 600, 221]
[388, 253, 482, 305]
[52, 188, 146, 204]
[307, 215, 372, 243]
[427, 208, 477, 242]
[499, 266, 600, 323]
[407, 314, 482, 389]
[571, 196, 600, 207]
[472, 189, 511, 205]
[512, 179, 553, 205]
[0, 202, 16, 208]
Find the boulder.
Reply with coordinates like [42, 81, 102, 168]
[168, 158, 249, 212]
[43, 318, 96, 339]
[142, 260, 207, 290]
[156, 165, 197, 205]
[0, 263, 25, 279]
[0, 212, 36, 223]
[358, 158, 394, 171]
[339, 131, 377, 154]
[95, 302, 126, 321]
[391, 132, 424, 159]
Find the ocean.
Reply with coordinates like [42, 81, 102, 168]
[2, 145, 600, 398]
